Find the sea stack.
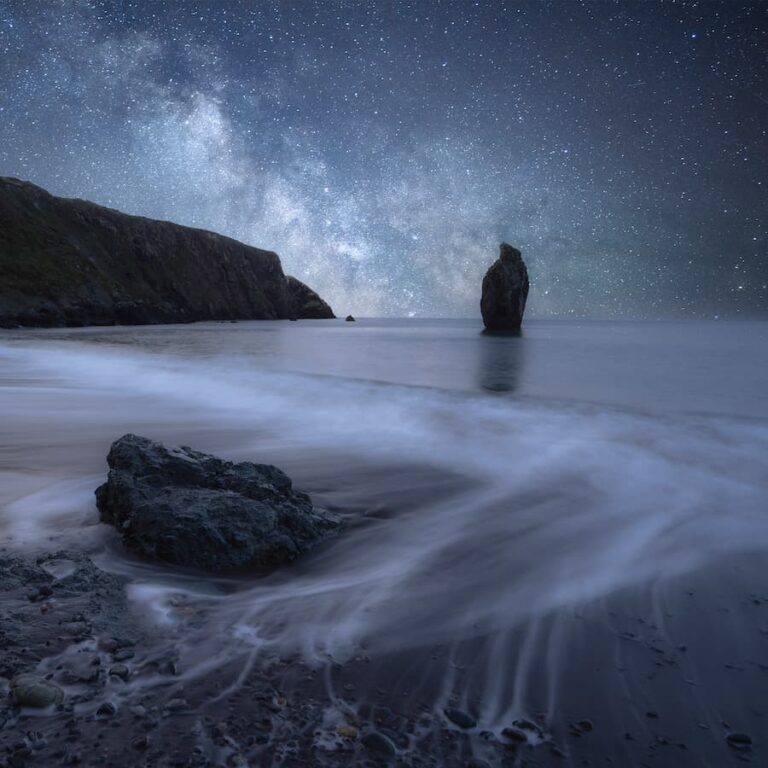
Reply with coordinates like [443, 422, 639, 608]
[480, 243, 529, 332]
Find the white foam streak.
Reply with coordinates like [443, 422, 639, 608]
[1, 340, 767, 671]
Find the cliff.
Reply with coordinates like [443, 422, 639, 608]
[0, 177, 334, 328]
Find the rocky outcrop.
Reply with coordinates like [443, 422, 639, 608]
[0, 177, 334, 328]
[95, 434, 343, 572]
[480, 243, 529, 332]
[285, 275, 334, 319]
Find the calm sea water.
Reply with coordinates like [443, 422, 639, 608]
[1, 318, 767, 753]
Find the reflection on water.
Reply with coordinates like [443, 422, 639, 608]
[477, 331, 525, 393]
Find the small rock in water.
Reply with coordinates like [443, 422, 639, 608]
[11, 674, 64, 708]
[444, 708, 477, 729]
[571, 719, 594, 734]
[726, 733, 752, 751]
[345, 314, 355, 322]
[502, 727, 527, 744]
[513, 718, 544, 737]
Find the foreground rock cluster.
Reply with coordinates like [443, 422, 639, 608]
[0, 177, 334, 328]
[480, 242, 529, 332]
[95, 434, 343, 572]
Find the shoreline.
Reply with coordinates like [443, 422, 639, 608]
[1, 545, 763, 767]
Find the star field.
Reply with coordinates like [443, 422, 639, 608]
[1, 0, 766, 317]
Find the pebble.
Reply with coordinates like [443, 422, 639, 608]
[11, 674, 64, 708]
[164, 697, 188, 712]
[361, 731, 396, 756]
[726, 733, 752, 751]
[336, 724, 358, 739]
[502, 727, 527, 744]
[97, 638, 119, 654]
[130, 734, 148, 751]
[65, 652, 101, 683]
[96, 702, 116, 718]
[444, 708, 477, 729]
[108, 664, 130, 681]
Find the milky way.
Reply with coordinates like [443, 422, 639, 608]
[1, 0, 766, 317]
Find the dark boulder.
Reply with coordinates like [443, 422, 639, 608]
[345, 315, 356, 322]
[480, 243, 529, 332]
[95, 434, 342, 572]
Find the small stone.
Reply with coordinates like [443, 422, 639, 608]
[345, 315, 356, 322]
[112, 649, 134, 662]
[11, 674, 64, 708]
[502, 727, 527, 744]
[726, 733, 752, 751]
[165, 698, 187, 712]
[361, 731, 396, 756]
[108, 664, 129, 681]
[513, 718, 544, 738]
[444, 708, 477, 729]
[160, 659, 178, 676]
[130, 735, 148, 751]
[97, 638, 118, 653]
[65, 652, 101, 683]
[571, 719, 593, 733]
[646, 711, 659, 719]
[37, 584, 53, 597]
[96, 702, 116, 718]
[337, 724, 358, 739]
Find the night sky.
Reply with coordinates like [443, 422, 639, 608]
[1, 1, 766, 318]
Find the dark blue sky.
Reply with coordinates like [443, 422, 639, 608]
[1, 0, 766, 317]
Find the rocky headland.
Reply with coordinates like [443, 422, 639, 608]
[0, 177, 334, 328]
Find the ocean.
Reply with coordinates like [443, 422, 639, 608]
[1, 318, 767, 765]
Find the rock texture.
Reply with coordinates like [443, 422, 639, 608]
[480, 243, 529, 332]
[95, 434, 343, 572]
[0, 177, 334, 328]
